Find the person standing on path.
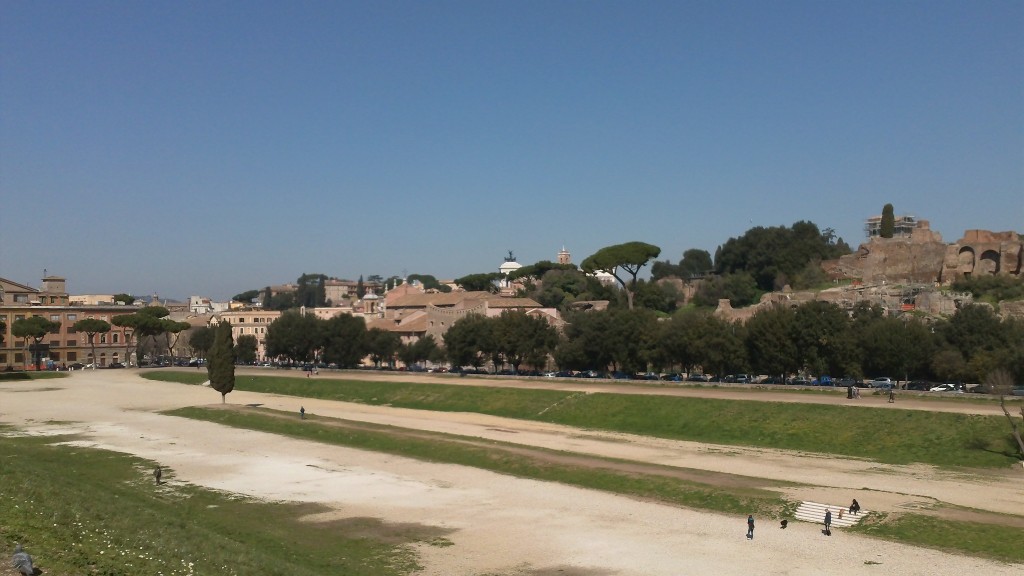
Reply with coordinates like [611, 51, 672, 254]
[747, 514, 755, 539]
[824, 509, 832, 534]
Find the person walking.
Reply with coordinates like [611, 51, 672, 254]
[824, 509, 832, 535]
[300, 406, 305, 419]
[747, 514, 755, 539]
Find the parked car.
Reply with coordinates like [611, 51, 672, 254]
[812, 375, 834, 386]
[687, 374, 712, 382]
[787, 376, 812, 386]
[905, 380, 935, 391]
[870, 377, 894, 390]
[106, 362, 125, 369]
[67, 362, 86, 370]
[760, 376, 785, 384]
[836, 376, 860, 388]
[661, 373, 683, 382]
[929, 382, 964, 393]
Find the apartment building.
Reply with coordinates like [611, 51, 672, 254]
[0, 276, 140, 369]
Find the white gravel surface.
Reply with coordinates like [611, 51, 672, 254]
[1, 370, 1021, 576]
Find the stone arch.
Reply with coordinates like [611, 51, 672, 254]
[957, 247, 975, 276]
[978, 250, 1000, 275]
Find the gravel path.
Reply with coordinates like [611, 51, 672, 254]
[1, 370, 1021, 575]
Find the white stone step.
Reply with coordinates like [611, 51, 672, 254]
[792, 501, 867, 529]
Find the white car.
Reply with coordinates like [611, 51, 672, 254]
[929, 383, 964, 393]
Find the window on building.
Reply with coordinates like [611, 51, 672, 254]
[67, 314, 78, 322]
[14, 294, 28, 303]
[0, 353, 6, 364]
[50, 314, 60, 322]
[68, 352, 77, 361]
[100, 334, 107, 344]
[113, 334, 119, 344]
[66, 340, 76, 347]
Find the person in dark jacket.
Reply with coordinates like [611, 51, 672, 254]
[747, 514, 755, 539]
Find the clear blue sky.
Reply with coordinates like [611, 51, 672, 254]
[2, 1, 1021, 301]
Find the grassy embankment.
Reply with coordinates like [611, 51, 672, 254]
[0, 429, 431, 576]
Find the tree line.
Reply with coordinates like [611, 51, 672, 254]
[210, 300, 1021, 386]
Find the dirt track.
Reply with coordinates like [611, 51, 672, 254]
[1, 370, 1022, 575]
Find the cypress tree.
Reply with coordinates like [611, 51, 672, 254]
[880, 203, 895, 238]
[207, 321, 236, 403]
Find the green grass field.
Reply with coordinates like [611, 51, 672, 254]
[144, 371, 1023, 468]
[0, 430, 428, 576]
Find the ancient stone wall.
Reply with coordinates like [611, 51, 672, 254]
[828, 225, 1021, 285]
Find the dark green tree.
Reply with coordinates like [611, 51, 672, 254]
[232, 290, 260, 304]
[556, 309, 618, 371]
[207, 321, 236, 403]
[454, 272, 503, 293]
[403, 335, 441, 369]
[692, 272, 760, 308]
[650, 259, 681, 280]
[790, 301, 856, 378]
[533, 269, 590, 309]
[443, 314, 492, 369]
[656, 312, 701, 374]
[606, 308, 660, 373]
[73, 318, 111, 370]
[714, 221, 850, 292]
[365, 328, 401, 368]
[689, 313, 747, 377]
[632, 280, 680, 314]
[858, 316, 936, 381]
[679, 249, 714, 278]
[321, 314, 367, 368]
[295, 274, 328, 308]
[236, 335, 258, 364]
[356, 275, 366, 299]
[188, 326, 215, 359]
[880, 203, 895, 238]
[580, 241, 661, 310]
[113, 293, 135, 306]
[407, 274, 451, 292]
[12, 316, 61, 370]
[265, 311, 321, 364]
[493, 310, 558, 373]
[744, 305, 799, 378]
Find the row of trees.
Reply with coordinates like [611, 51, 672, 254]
[236, 300, 1021, 386]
